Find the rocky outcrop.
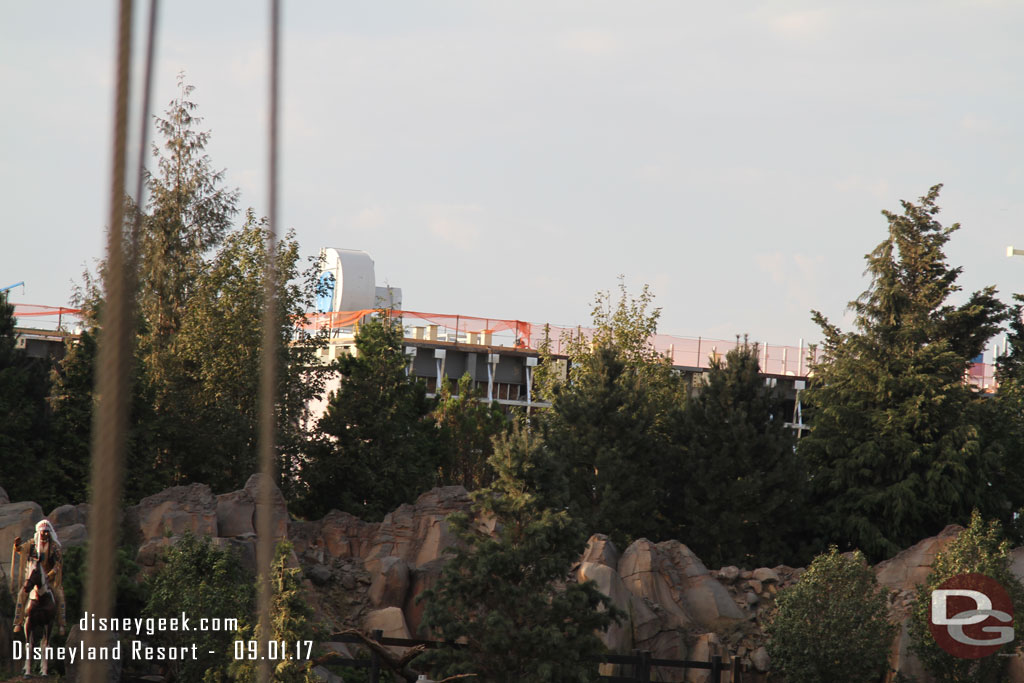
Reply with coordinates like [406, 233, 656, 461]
[7, 482, 1024, 682]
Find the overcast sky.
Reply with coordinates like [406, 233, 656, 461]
[4, 1, 1024, 352]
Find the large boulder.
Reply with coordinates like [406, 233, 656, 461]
[216, 473, 289, 540]
[126, 483, 218, 545]
[362, 487, 470, 575]
[620, 539, 744, 634]
[369, 556, 411, 608]
[578, 561, 633, 654]
[875, 524, 962, 591]
[0, 501, 44, 583]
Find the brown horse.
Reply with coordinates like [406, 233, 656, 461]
[20, 557, 56, 677]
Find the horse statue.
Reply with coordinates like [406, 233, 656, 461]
[19, 556, 57, 677]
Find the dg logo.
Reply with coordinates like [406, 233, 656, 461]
[930, 573, 1015, 658]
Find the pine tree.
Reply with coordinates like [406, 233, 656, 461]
[298, 315, 438, 521]
[539, 281, 686, 547]
[433, 372, 508, 491]
[419, 424, 619, 682]
[800, 185, 1010, 560]
[228, 541, 319, 683]
[542, 343, 676, 548]
[173, 212, 326, 492]
[678, 339, 805, 567]
[0, 293, 52, 504]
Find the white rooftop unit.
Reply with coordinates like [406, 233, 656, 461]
[317, 248, 402, 313]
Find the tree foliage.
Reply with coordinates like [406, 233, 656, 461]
[677, 339, 805, 568]
[0, 293, 55, 506]
[800, 185, 1010, 560]
[419, 424, 619, 683]
[62, 76, 325, 501]
[433, 372, 508, 491]
[543, 343, 676, 548]
[228, 541, 319, 683]
[539, 281, 685, 547]
[766, 547, 896, 683]
[298, 315, 438, 521]
[144, 532, 254, 682]
[908, 511, 1024, 682]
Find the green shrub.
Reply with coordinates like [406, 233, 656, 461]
[766, 547, 896, 683]
[144, 532, 254, 682]
[909, 510, 1024, 682]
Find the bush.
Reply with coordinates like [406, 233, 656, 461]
[909, 510, 1024, 682]
[766, 547, 896, 683]
[144, 532, 254, 682]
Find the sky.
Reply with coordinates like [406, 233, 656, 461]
[4, 1, 1024, 353]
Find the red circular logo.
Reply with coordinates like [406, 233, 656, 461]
[929, 573, 1014, 658]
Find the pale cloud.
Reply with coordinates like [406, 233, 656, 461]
[961, 113, 997, 134]
[557, 28, 622, 57]
[755, 251, 826, 310]
[833, 176, 891, 200]
[421, 204, 482, 249]
[761, 8, 831, 39]
[352, 206, 394, 232]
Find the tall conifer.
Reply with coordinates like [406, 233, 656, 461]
[801, 185, 1009, 560]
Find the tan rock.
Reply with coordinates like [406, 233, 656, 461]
[216, 473, 289, 540]
[578, 561, 633, 654]
[886, 617, 930, 682]
[363, 487, 469, 575]
[875, 525, 962, 591]
[750, 646, 770, 673]
[127, 483, 217, 545]
[365, 606, 412, 640]
[404, 557, 448, 636]
[582, 534, 620, 568]
[369, 556, 411, 608]
[0, 501, 43, 583]
[752, 568, 779, 584]
[685, 632, 725, 683]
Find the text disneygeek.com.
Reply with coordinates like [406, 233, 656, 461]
[13, 612, 311, 663]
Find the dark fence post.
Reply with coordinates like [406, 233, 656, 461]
[711, 654, 723, 683]
[731, 655, 742, 682]
[369, 629, 383, 683]
[632, 649, 651, 682]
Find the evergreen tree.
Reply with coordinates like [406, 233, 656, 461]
[0, 293, 52, 505]
[800, 185, 1010, 560]
[172, 212, 326, 492]
[542, 343, 675, 548]
[433, 372, 508, 491]
[228, 541, 318, 683]
[299, 315, 437, 521]
[540, 281, 686, 547]
[419, 424, 619, 683]
[678, 339, 805, 568]
[67, 77, 325, 499]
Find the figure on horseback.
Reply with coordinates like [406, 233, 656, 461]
[11, 520, 66, 636]
[17, 555, 57, 676]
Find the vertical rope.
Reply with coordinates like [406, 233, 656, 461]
[83, 0, 133, 680]
[257, 0, 282, 680]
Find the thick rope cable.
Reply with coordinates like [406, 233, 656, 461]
[256, 0, 282, 680]
[83, 0, 134, 680]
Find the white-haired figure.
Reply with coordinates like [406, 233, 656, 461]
[12, 519, 66, 635]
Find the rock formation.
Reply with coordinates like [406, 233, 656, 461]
[4, 480, 1024, 682]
